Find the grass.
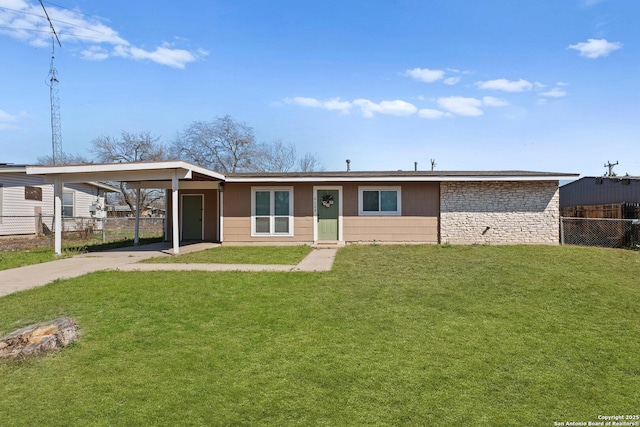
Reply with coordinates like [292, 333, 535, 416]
[141, 245, 312, 265]
[0, 237, 163, 271]
[1, 245, 639, 426]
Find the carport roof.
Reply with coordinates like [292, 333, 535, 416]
[26, 161, 226, 183]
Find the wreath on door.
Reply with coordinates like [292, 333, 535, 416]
[321, 194, 334, 208]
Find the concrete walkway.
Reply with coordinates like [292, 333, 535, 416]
[0, 243, 338, 298]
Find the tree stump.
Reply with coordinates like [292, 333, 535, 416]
[0, 317, 79, 360]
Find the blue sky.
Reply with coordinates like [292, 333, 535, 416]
[0, 0, 638, 176]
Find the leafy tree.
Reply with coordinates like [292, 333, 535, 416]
[90, 131, 168, 214]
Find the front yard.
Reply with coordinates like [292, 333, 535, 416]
[1, 245, 638, 426]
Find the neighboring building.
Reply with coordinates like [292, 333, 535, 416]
[560, 176, 640, 207]
[26, 162, 578, 253]
[0, 164, 119, 236]
[106, 205, 165, 218]
[560, 176, 640, 218]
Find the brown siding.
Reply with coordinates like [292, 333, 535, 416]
[166, 189, 218, 242]
[343, 216, 438, 243]
[223, 181, 439, 244]
[341, 181, 439, 242]
[223, 183, 314, 243]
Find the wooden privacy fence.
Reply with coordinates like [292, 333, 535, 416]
[560, 203, 640, 219]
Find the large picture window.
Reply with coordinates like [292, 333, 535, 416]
[358, 186, 401, 216]
[252, 187, 294, 236]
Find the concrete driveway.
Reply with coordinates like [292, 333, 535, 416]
[0, 243, 338, 298]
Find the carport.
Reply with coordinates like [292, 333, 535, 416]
[26, 161, 225, 255]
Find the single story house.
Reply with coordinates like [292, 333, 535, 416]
[25, 161, 578, 254]
[0, 163, 119, 237]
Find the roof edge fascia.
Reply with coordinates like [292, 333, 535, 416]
[225, 174, 579, 183]
[26, 161, 225, 181]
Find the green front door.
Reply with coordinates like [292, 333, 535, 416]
[182, 195, 203, 240]
[317, 189, 339, 240]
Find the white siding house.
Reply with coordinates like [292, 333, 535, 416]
[0, 164, 118, 236]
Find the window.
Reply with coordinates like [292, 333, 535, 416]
[62, 191, 74, 217]
[358, 187, 401, 216]
[25, 186, 43, 201]
[252, 187, 293, 236]
[0, 184, 3, 222]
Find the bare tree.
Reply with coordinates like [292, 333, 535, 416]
[36, 152, 90, 165]
[250, 140, 324, 172]
[90, 131, 168, 214]
[252, 140, 297, 172]
[298, 152, 324, 172]
[91, 131, 166, 163]
[171, 115, 256, 173]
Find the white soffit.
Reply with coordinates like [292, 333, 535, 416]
[26, 161, 225, 184]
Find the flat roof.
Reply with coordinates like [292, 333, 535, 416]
[226, 170, 580, 183]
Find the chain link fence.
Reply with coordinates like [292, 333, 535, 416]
[560, 217, 640, 249]
[0, 215, 164, 248]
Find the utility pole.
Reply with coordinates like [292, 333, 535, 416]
[604, 160, 618, 177]
[39, 0, 63, 164]
[430, 159, 436, 171]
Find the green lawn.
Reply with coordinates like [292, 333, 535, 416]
[142, 245, 312, 265]
[1, 245, 639, 426]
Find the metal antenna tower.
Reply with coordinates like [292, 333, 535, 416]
[39, 0, 63, 164]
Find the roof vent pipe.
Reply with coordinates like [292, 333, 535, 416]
[346, 159, 351, 172]
[414, 162, 418, 171]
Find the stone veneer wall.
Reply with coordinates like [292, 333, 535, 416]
[440, 181, 560, 245]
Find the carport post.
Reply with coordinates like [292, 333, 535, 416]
[53, 178, 62, 256]
[172, 172, 180, 254]
[134, 185, 141, 246]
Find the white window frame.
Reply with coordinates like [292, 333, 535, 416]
[358, 186, 402, 216]
[251, 187, 294, 237]
[0, 183, 3, 223]
[62, 190, 75, 217]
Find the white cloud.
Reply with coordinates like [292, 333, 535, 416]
[114, 44, 200, 69]
[404, 68, 445, 83]
[285, 94, 507, 119]
[540, 88, 567, 98]
[482, 96, 509, 107]
[284, 96, 417, 118]
[0, 1, 204, 68]
[475, 78, 534, 92]
[437, 97, 484, 117]
[353, 99, 417, 118]
[0, 109, 28, 130]
[436, 96, 509, 117]
[568, 39, 622, 59]
[283, 97, 352, 114]
[443, 77, 461, 85]
[81, 46, 109, 61]
[418, 109, 450, 120]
